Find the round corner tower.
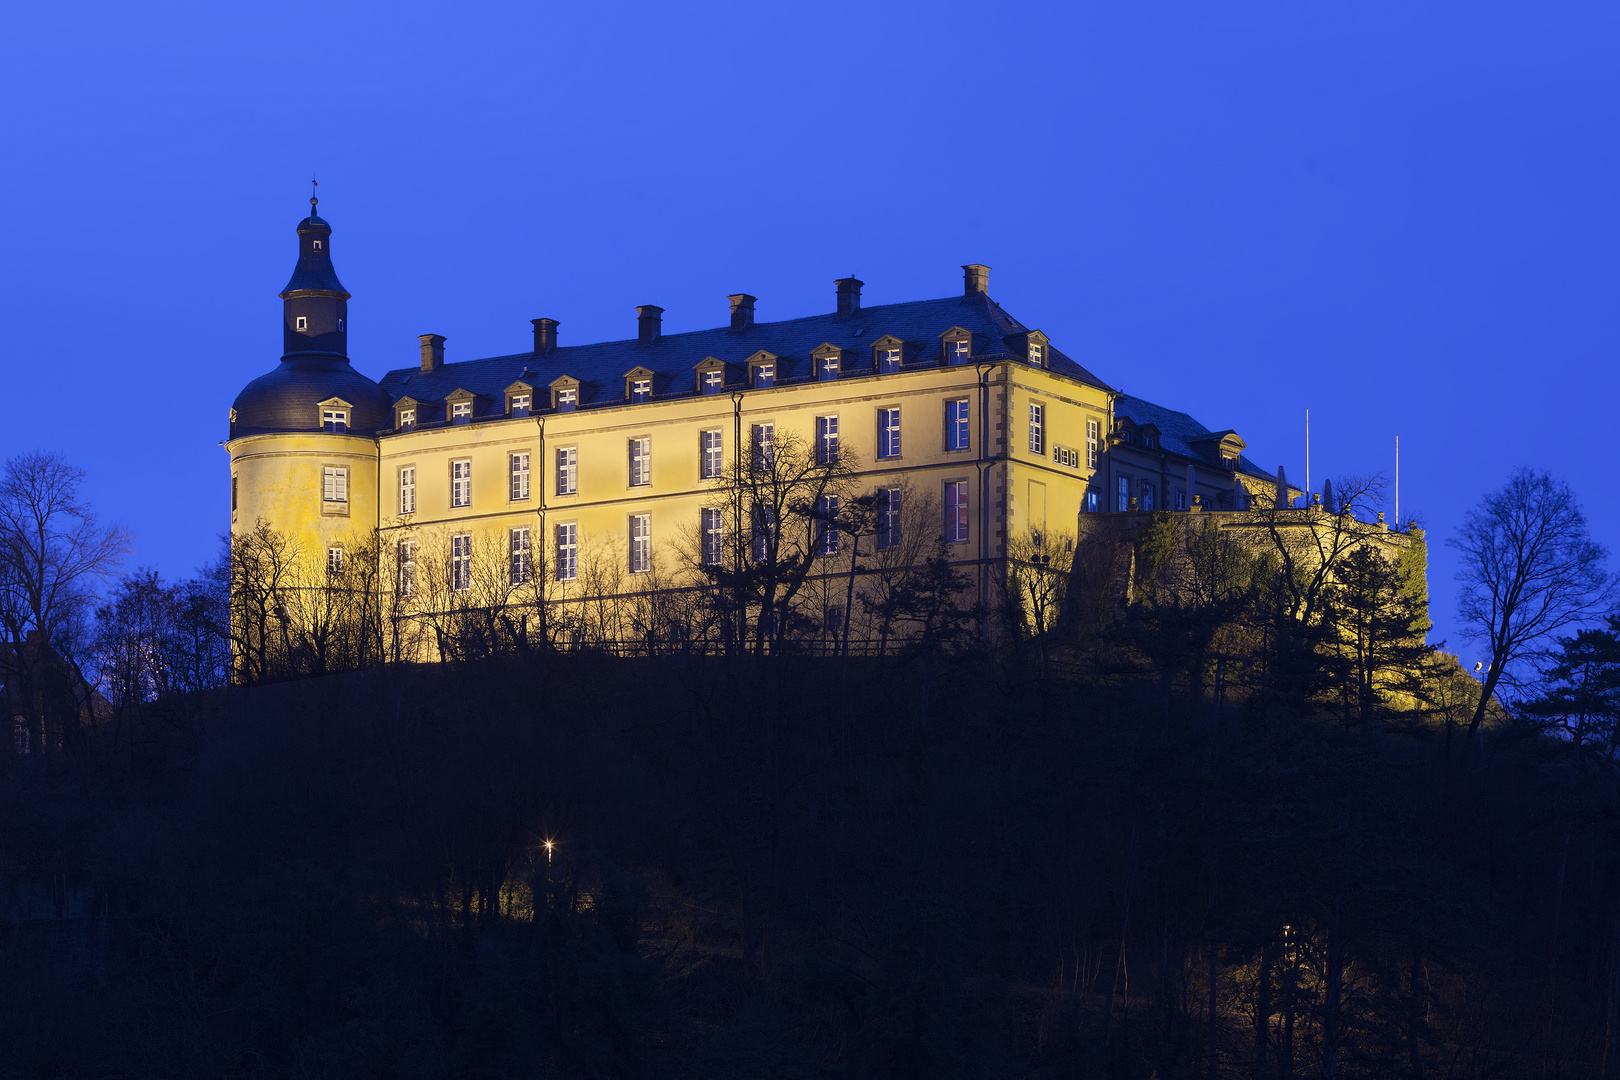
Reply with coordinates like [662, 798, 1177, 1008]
[226, 199, 391, 566]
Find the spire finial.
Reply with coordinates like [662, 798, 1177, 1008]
[310, 174, 318, 212]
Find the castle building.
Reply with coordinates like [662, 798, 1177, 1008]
[228, 201, 1288, 645]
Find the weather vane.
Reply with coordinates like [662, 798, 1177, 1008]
[311, 174, 319, 208]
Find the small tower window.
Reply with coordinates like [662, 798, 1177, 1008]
[337, 318, 344, 332]
[313, 240, 322, 250]
[296, 317, 308, 331]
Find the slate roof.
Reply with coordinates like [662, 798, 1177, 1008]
[376, 293, 1115, 427]
[1113, 393, 1274, 481]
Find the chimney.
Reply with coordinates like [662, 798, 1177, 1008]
[835, 276, 863, 316]
[963, 264, 991, 296]
[728, 294, 756, 330]
[418, 333, 445, 373]
[531, 318, 558, 356]
[636, 305, 663, 345]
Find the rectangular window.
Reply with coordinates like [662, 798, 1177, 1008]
[1028, 403, 1044, 455]
[945, 480, 969, 543]
[1176, 488, 1186, 510]
[751, 503, 776, 563]
[751, 423, 775, 473]
[451, 534, 472, 591]
[819, 353, 839, 381]
[1054, 445, 1079, 468]
[451, 459, 471, 507]
[1085, 490, 1099, 513]
[231, 474, 237, 513]
[399, 466, 416, 513]
[946, 399, 970, 451]
[1029, 342, 1044, 365]
[629, 514, 651, 573]
[701, 507, 724, 566]
[629, 437, 651, 486]
[948, 339, 970, 364]
[1141, 482, 1155, 512]
[1117, 476, 1130, 512]
[451, 401, 472, 425]
[510, 527, 531, 584]
[322, 408, 347, 433]
[877, 407, 901, 459]
[510, 393, 531, 418]
[630, 378, 651, 403]
[296, 316, 307, 331]
[752, 364, 774, 388]
[1086, 418, 1100, 468]
[326, 546, 344, 574]
[818, 495, 839, 556]
[878, 347, 900, 374]
[816, 415, 839, 465]
[701, 429, 724, 480]
[322, 466, 348, 503]
[556, 387, 577, 412]
[399, 408, 416, 431]
[509, 453, 531, 501]
[877, 487, 901, 550]
[397, 540, 416, 596]
[556, 447, 577, 496]
[702, 370, 724, 395]
[555, 522, 578, 581]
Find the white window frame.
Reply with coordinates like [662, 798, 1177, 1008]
[816, 415, 839, 466]
[321, 408, 347, 433]
[397, 540, 417, 596]
[322, 465, 348, 503]
[510, 393, 531, 418]
[629, 514, 651, 574]
[752, 363, 775, 388]
[630, 378, 651, 403]
[878, 347, 900, 374]
[510, 527, 531, 585]
[326, 546, 344, 574]
[1028, 403, 1044, 455]
[702, 369, 724, 395]
[556, 387, 578, 412]
[948, 338, 970, 364]
[1085, 490, 1099, 514]
[751, 423, 775, 473]
[876, 487, 901, 550]
[1117, 475, 1130, 512]
[510, 452, 530, 501]
[1086, 418, 1099, 468]
[451, 401, 472, 425]
[399, 407, 416, 431]
[451, 459, 472, 508]
[946, 398, 970, 452]
[556, 446, 578, 496]
[701, 429, 724, 480]
[451, 534, 472, 591]
[877, 407, 901, 460]
[555, 522, 578, 582]
[1029, 342, 1044, 365]
[399, 465, 416, 514]
[701, 507, 724, 566]
[752, 503, 776, 564]
[819, 354, 839, 381]
[629, 437, 651, 487]
[817, 495, 839, 556]
[945, 481, 968, 543]
[295, 316, 308, 331]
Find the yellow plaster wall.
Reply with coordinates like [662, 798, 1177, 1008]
[228, 433, 379, 562]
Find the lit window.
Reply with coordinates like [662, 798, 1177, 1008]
[817, 495, 839, 556]
[751, 423, 775, 473]
[751, 503, 776, 563]
[701, 430, 724, 480]
[337, 318, 344, 332]
[327, 546, 344, 574]
[877, 407, 901, 459]
[451, 401, 472, 425]
[948, 339, 970, 364]
[322, 408, 347, 433]
[630, 514, 651, 573]
[322, 466, 348, 503]
[946, 399, 970, 452]
[296, 316, 308, 331]
[945, 481, 968, 543]
[1028, 403, 1044, 455]
[399, 408, 416, 431]
[631, 378, 651, 403]
[1141, 482, 1155, 512]
[556, 388, 577, 412]
[629, 437, 651, 487]
[510, 452, 530, 500]
[876, 488, 901, 550]
[555, 523, 578, 581]
[399, 466, 415, 514]
[451, 534, 472, 591]
[397, 540, 416, 595]
[878, 347, 900, 374]
[312, 240, 322, 250]
[1117, 476, 1129, 512]
[556, 447, 577, 496]
[702, 370, 724, 395]
[1029, 342, 1044, 365]
[1086, 419, 1099, 468]
[451, 459, 471, 507]
[816, 415, 839, 465]
[510, 527, 531, 584]
[701, 507, 724, 566]
[1055, 446, 1079, 468]
[752, 364, 774, 388]
[510, 393, 531, 418]
[819, 353, 839, 381]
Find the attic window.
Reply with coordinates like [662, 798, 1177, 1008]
[631, 379, 651, 403]
[321, 408, 347, 433]
[296, 317, 308, 331]
[556, 388, 577, 413]
[451, 401, 472, 425]
[752, 364, 774, 389]
[878, 348, 900, 374]
[819, 354, 839, 381]
[510, 393, 531, 418]
[1029, 342, 1044, 365]
[398, 407, 416, 431]
[1142, 435, 1156, 449]
[702, 370, 724, 395]
[948, 339, 970, 364]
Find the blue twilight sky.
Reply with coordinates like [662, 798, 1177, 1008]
[2, 2, 1616, 657]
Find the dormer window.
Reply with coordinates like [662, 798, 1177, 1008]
[1029, 342, 1044, 365]
[1143, 435, 1156, 449]
[322, 408, 347, 433]
[296, 317, 308, 331]
[510, 394, 531, 418]
[451, 402, 472, 425]
[878, 348, 900, 374]
[949, 340, 970, 363]
[399, 408, 416, 431]
[702, 370, 723, 395]
[752, 364, 774, 388]
[556, 388, 577, 413]
[820, 354, 839, 381]
[631, 379, 651, 403]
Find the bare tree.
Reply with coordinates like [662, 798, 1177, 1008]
[1449, 468, 1613, 743]
[0, 451, 131, 751]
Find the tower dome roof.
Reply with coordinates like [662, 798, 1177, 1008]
[231, 199, 390, 438]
